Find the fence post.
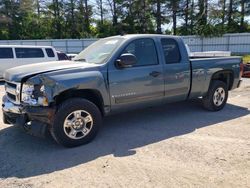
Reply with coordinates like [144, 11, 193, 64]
[81, 39, 84, 51]
[66, 40, 69, 53]
[227, 35, 230, 51]
[201, 36, 204, 52]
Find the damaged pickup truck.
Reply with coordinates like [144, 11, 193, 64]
[2, 34, 243, 147]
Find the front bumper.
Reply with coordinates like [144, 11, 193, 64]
[2, 95, 25, 125]
[2, 95, 55, 136]
[3, 102, 21, 114]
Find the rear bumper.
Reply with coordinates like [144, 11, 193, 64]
[243, 71, 250, 78]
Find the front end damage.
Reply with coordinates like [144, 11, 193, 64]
[2, 75, 59, 137]
[2, 65, 108, 138]
[2, 95, 56, 137]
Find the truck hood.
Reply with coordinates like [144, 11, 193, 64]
[4, 60, 100, 82]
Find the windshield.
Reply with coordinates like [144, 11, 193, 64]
[73, 37, 124, 64]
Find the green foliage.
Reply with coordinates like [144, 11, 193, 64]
[243, 55, 250, 64]
[0, 0, 250, 40]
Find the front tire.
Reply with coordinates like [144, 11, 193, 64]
[202, 80, 228, 111]
[50, 98, 102, 147]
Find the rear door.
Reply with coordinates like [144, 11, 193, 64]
[161, 38, 191, 102]
[108, 38, 164, 111]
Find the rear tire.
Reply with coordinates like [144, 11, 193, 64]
[202, 80, 228, 111]
[50, 98, 102, 147]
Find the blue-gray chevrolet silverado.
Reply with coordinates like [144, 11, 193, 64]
[2, 34, 243, 147]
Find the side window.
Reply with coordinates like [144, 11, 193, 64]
[0, 48, 14, 59]
[57, 52, 69, 60]
[15, 48, 44, 58]
[161, 38, 181, 64]
[45, 48, 55, 57]
[122, 38, 158, 67]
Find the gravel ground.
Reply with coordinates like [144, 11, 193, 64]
[0, 79, 250, 188]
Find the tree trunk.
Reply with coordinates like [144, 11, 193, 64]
[70, 0, 76, 38]
[141, 0, 146, 33]
[198, 0, 207, 25]
[204, 0, 208, 24]
[84, 0, 90, 32]
[240, 0, 245, 32]
[113, 1, 117, 26]
[172, 0, 177, 35]
[156, 0, 161, 34]
[107, 0, 117, 26]
[184, 0, 189, 33]
[190, 0, 194, 34]
[53, 0, 62, 38]
[100, 0, 103, 25]
[221, 0, 226, 25]
[79, 0, 84, 33]
[228, 0, 233, 26]
[36, 0, 40, 18]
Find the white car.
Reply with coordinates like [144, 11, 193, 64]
[0, 45, 59, 78]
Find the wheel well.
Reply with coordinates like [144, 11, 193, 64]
[211, 71, 234, 90]
[55, 89, 104, 115]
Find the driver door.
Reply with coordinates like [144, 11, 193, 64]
[108, 38, 164, 111]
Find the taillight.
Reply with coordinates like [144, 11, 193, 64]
[240, 61, 244, 78]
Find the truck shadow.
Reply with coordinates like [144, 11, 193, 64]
[0, 100, 249, 178]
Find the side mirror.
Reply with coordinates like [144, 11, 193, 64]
[116, 53, 137, 68]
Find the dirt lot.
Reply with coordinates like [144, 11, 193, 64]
[0, 79, 250, 188]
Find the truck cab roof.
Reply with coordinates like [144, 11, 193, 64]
[105, 34, 180, 40]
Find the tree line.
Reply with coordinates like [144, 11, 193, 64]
[0, 0, 250, 40]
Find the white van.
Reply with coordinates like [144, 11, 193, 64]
[0, 45, 59, 78]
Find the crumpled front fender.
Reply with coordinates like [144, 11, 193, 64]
[25, 71, 110, 109]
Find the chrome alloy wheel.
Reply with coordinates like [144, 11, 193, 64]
[63, 110, 93, 140]
[213, 87, 226, 107]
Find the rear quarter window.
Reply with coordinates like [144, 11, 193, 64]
[46, 48, 55, 57]
[0, 48, 14, 59]
[161, 38, 181, 64]
[57, 52, 69, 60]
[15, 48, 44, 58]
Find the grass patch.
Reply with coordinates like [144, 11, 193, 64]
[243, 55, 250, 64]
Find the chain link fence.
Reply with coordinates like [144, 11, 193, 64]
[1, 33, 250, 55]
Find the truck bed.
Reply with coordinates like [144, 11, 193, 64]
[189, 56, 242, 99]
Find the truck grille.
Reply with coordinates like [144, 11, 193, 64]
[5, 81, 21, 104]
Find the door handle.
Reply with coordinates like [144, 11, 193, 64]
[149, 71, 161, 77]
